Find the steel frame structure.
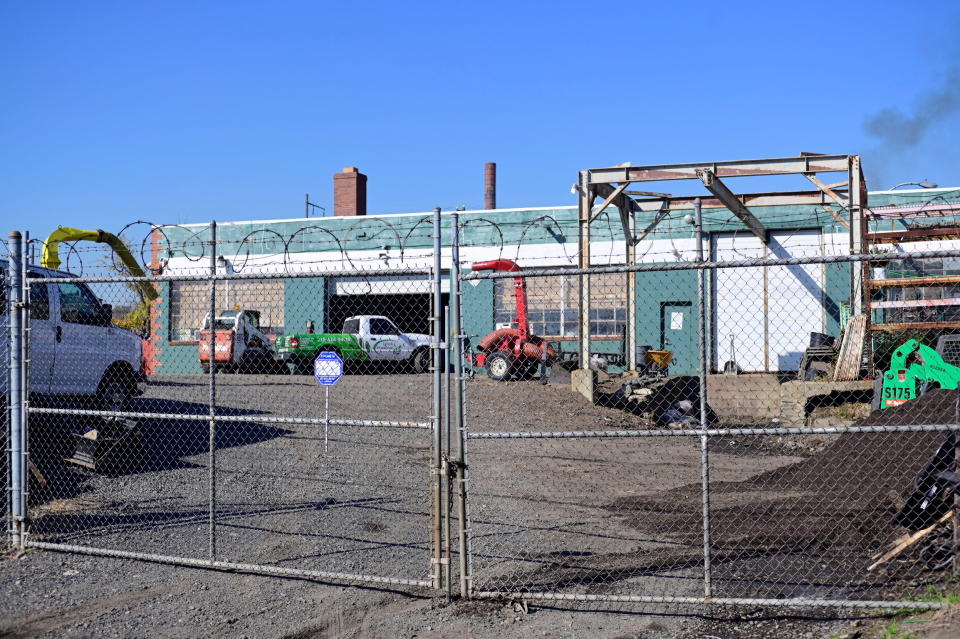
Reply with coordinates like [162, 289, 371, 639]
[575, 154, 867, 397]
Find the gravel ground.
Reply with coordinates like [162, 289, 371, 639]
[0, 370, 933, 638]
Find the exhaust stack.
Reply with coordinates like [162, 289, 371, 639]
[484, 162, 496, 210]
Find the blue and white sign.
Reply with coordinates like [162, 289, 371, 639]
[313, 351, 344, 386]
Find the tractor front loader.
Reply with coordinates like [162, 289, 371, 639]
[876, 338, 960, 410]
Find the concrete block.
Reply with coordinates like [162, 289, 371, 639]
[571, 369, 596, 403]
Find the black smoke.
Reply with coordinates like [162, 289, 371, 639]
[864, 67, 960, 150]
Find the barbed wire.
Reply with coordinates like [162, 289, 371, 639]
[17, 188, 960, 283]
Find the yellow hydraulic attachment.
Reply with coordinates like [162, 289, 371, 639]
[41, 227, 158, 301]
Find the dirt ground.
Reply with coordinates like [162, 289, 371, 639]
[1, 371, 956, 638]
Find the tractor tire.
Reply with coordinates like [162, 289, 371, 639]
[412, 348, 430, 374]
[485, 352, 513, 382]
[202, 363, 227, 375]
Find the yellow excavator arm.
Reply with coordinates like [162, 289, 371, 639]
[41, 227, 159, 301]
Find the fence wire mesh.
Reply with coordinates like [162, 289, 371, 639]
[8, 209, 960, 610]
[460, 247, 960, 609]
[8, 220, 444, 589]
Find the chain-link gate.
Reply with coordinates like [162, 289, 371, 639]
[5, 213, 452, 592]
[452, 218, 960, 611]
[9, 207, 960, 612]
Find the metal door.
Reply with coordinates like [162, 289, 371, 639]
[366, 316, 407, 360]
[661, 302, 696, 375]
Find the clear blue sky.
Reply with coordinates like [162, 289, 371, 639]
[2, 1, 959, 245]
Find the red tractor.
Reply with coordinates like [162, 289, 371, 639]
[470, 259, 556, 381]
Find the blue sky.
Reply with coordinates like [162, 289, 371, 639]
[2, 1, 959, 246]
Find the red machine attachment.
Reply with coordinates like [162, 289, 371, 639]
[470, 259, 556, 381]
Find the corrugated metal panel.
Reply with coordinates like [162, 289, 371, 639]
[712, 233, 765, 371]
[767, 230, 825, 371]
[712, 229, 824, 372]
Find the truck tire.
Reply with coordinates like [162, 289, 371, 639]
[239, 350, 273, 374]
[485, 352, 513, 381]
[292, 356, 312, 376]
[98, 374, 133, 413]
[412, 348, 430, 374]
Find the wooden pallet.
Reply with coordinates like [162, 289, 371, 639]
[833, 315, 867, 381]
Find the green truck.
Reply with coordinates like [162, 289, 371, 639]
[275, 315, 432, 374]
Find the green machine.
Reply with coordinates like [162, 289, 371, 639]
[877, 339, 960, 409]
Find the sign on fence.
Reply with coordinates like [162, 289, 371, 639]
[314, 351, 344, 386]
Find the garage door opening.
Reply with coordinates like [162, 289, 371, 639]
[327, 293, 449, 337]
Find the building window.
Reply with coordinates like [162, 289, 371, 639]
[494, 273, 626, 338]
[169, 279, 285, 341]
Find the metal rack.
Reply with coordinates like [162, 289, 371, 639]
[865, 200, 960, 332]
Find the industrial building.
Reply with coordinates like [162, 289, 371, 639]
[147, 165, 960, 376]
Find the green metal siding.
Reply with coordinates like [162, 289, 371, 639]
[635, 270, 699, 375]
[462, 279, 494, 368]
[284, 278, 326, 336]
[825, 262, 851, 335]
[153, 282, 203, 374]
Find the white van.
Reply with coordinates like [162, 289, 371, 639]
[1, 260, 145, 410]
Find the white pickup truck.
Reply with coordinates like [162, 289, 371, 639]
[275, 315, 432, 374]
[1, 261, 145, 410]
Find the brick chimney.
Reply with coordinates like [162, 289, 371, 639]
[333, 167, 367, 216]
[484, 162, 496, 209]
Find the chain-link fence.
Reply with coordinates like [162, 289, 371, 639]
[8, 210, 960, 611]
[456, 237, 960, 610]
[5, 218, 448, 590]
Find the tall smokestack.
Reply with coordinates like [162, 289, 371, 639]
[333, 167, 367, 216]
[484, 162, 496, 210]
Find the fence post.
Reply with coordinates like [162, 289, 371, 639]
[450, 212, 472, 598]
[954, 392, 959, 576]
[694, 198, 713, 598]
[208, 220, 218, 563]
[19, 232, 29, 541]
[443, 302, 452, 599]
[431, 207, 443, 590]
[7, 231, 23, 548]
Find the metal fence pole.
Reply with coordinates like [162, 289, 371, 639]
[208, 220, 218, 563]
[694, 198, 712, 598]
[954, 392, 959, 576]
[443, 302, 453, 598]
[4, 242, 8, 545]
[19, 232, 30, 537]
[7, 231, 23, 548]
[431, 207, 443, 590]
[450, 212, 472, 598]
